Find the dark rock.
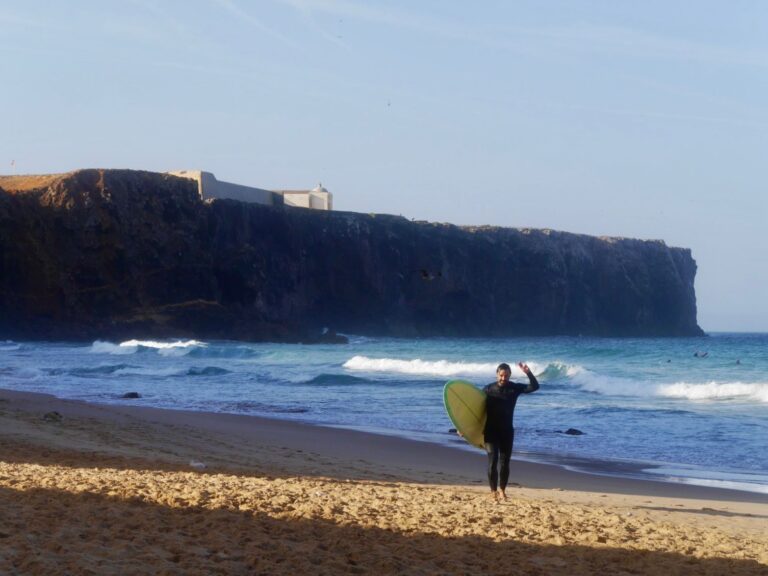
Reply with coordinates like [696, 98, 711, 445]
[562, 428, 585, 436]
[42, 411, 62, 422]
[448, 428, 458, 434]
[121, 392, 141, 399]
[0, 169, 704, 341]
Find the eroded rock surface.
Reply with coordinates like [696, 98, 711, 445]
[0, 169, 703, 341]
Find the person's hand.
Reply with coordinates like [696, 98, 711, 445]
[518, 362, 531, 375]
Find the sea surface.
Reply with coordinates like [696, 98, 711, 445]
[1, 333, 767, 493]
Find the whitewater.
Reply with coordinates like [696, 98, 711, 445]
[1, 333, 766, 492]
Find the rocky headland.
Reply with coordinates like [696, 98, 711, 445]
[0, 169, 703, 341]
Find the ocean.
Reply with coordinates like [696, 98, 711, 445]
[1, 333, 766, 493]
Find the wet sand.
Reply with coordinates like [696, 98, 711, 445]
[1, 388, 766, 575]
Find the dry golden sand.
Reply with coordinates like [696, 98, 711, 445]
[0, 392, 766, 575]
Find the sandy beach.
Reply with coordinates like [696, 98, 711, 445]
[0, 388, 766, 575]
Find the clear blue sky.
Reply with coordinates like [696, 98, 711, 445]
[3, 1, 767, 332]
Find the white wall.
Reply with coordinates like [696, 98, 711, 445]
[168, 170, 280, 206]
[168, 170, 333, 210]
[282, 193, 310, 208]
[282, 191, 332, 210]
[310, 191, 333, 210]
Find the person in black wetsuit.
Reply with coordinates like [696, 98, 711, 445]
[483, 362, 539, 501]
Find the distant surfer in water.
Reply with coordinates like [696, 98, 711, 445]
[483, 362, 539, 501]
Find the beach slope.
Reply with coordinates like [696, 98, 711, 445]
[0, 390, 765, 575]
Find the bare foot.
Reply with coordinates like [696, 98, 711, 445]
[499, 490, 508, 500]
[489, 491, 500, 502]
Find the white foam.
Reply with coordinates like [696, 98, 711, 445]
[659, 381, 768, 404]
[0, 341, 21, 351]
[90, 340, 138, 355]
[566, 367, 656, 397]
[644, 466, 768, 494]
[343, 356, 544, 378]
[89, 339, 206, 356]
[5, 367, 41, 380]
[564, 366, 768, 404]
[121, 339, 206, 356]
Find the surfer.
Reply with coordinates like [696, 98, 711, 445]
[483, 362, 539, 501]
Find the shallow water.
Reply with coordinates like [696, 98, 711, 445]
[2, 333, 766, 492]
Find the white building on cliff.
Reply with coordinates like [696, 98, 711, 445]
[168, 170, 332, 210]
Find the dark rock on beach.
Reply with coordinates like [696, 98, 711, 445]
[121, 392, 141, 399]
[562, 428, 585, 436]
[0, 169, 703, 341]
[42, 411, 62, 423]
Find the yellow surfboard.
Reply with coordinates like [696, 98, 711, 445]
[443, 380, 487, 449]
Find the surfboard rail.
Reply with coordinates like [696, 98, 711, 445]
[443, 379, 487, 449]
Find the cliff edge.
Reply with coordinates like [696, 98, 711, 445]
[0, 169, 703, 341]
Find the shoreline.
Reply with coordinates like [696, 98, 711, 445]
[332, 421, 768, 496]
[2, 387, 767, 504]
[4, 334, 766, 490]
[2, 387, 767, 574]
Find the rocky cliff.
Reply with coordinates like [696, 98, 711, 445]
[0, 169, 703, 341]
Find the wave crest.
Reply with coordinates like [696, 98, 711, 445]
[566, 367, 652, 397]
[90, 339, 207, 356]
[659, 381, 768, 404]
[564, 367, 768, 404]
[342, 356, 546, 378]
[107, 365, 230, 378]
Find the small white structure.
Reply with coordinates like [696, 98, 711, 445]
[277, 183, 333, 210]
[167, 170, 332, 210]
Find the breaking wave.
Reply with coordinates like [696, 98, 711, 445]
[89, 339, 207, 356]
[343, 356, 547, 378]
[564, 366, 652, 397]
[658, 381, 768, 404]
[564, 366, 768, 404]
[0, 366, 40, 380]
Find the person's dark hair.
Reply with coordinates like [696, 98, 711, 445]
[496, 363, 511, 373]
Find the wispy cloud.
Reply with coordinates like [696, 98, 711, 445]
[209, 0, 295, 46]
[523, 23, 768, 69]
[270, 1, 768, 70]
[125, 0, 190, 36]
[284, 1, 349, 49]
[272, 0, 478, 44]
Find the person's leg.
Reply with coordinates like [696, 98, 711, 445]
[484, 441, 499, 494]
[498, 432, 514, 497]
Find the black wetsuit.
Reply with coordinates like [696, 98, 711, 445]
[483, 372, 539, 492]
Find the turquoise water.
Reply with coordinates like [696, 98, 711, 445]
[1, 333, 766, 492]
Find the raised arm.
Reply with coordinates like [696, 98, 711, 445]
[518, 362, 539, 393]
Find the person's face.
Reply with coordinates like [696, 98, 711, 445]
[497, 368, 511, 386]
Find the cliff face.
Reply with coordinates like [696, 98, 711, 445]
[0, 169, 703, 341]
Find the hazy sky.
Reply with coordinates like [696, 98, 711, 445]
[2, 1, 767, 332]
